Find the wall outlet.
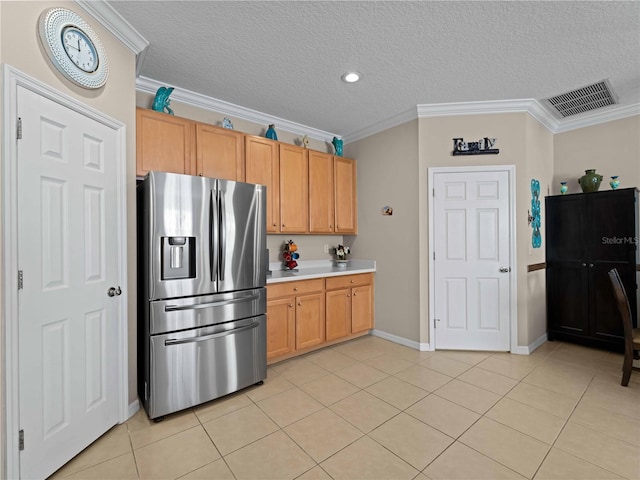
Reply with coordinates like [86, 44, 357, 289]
[324, 244, 329, 254]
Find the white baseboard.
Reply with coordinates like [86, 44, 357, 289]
[511, 333, 548, 355]
[127, 399, 140, 420]
[373, 329, 549, 355]
[371, 329, 432, 351]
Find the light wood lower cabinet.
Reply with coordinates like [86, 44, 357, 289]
[267, 273, 374, 363]
[325, 273, 374, 340]
[266, 279, 324, 361]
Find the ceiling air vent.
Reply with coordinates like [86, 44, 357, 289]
[545, 80, 617, 118]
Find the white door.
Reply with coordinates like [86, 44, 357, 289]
[17, 86, 121, 479]
[432, 169, 512, 351]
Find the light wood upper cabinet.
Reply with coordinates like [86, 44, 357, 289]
[308, 151, 335, 233]
[245, 135, 280, 233]
[136, 108, 195, 177]
[334, 156, 357, 234]
[279, 144, 309, 233]
[196, 123, 244, 181]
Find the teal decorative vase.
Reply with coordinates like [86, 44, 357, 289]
[610, 176, 620, 190]
[560, 182, 568, 195]
[578, 169, 603, 193]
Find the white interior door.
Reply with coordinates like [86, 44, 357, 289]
[17, 86, 121, 479]
[432, 170, 512, 351]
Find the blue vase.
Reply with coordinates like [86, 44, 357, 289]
[610, 176, 620, 190]
[265, 124, 278, 141]
[560, 182, 568, 195]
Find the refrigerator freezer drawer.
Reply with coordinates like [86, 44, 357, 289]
[149, 288, 266, 334]
[145, 315, 266, 419]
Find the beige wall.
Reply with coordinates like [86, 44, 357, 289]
[345, 120, 421, 343]
[0, 4, 138, 464]
[554, 115, 640, 193]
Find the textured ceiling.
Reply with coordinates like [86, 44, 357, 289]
[107, 1, 640, 138]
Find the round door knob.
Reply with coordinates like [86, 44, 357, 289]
[589, 263, 594, 267]
[582, 263, 587, 267]
[272, 223, 277, 227]
[288, 304, 293, 308]
[298, 302, 302, 306]
[499, 267, 511, 273]
[107, 286, 121, 297]
[293, 287, 298, 291]
[347, 294, 351, 297]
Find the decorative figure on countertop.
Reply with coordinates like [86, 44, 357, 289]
[560, 181, 568, 195]
[333, 244, 350, 268]
[152, 86, 175, 115]
[332, 137, 343, 156]
[222, 117, 234, 129]
[282, 240, 299, 270]
[578, 169, 602, 193]
[610, 176, 620, 190]
[302, 135, 309, 149]
[265, 124, 278, 141]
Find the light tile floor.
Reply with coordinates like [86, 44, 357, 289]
[49, 336, 640, 480]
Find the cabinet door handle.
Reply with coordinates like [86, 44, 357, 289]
[288, 304, 293, 308]
[298, 302, 302, 306]
[272, 223, 277, 227]
[347, 294, 351, 298]
[353, 292, 357, 297]
[350, 280, 354, 283]
[293, 287, 298, 292]
[589, 263, 594, 267]
[582, 263, 587, 267]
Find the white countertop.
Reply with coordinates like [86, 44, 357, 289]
[267, 259, 376, 284]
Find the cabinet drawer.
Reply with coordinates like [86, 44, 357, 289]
[268, 279, 324, 299]
[325, 273, 373, 290]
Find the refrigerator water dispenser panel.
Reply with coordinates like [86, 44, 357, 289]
[162, 236, 196, 280]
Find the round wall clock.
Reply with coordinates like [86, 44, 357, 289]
[38, 8, 109, 89]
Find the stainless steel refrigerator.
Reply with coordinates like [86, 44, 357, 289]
[137, 171, 267, 419]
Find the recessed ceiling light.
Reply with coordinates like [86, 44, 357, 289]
[341, 72, 361, 83]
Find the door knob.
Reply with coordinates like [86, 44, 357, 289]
[499, 267, 511, 273]
[107, 286, 122, 297]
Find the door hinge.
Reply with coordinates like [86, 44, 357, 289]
[18, 270, 23, 290]
[433, 252, 435, 260]
[19, 430, 24, 451]
[434, 318, 437, 328]
[432, 188, 435, 197]
[17, 117, 22, 140]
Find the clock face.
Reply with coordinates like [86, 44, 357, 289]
[38, 8, 109, 89]
[62, 27, 98, 73]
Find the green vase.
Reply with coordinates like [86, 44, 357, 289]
[578, 169, 603, 193]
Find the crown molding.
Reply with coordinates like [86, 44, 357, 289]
[417, 98, 639, 134]
[551, 103, 640, 133]
[136, 76, 340, 143]
[74, 0, 149, 76]
[417, 99, 559, 132]
[343, 107, 419, 144]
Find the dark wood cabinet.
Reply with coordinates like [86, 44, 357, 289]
[546, 188, 638, 350]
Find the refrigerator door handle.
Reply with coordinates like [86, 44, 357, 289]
[164, 321, 259, 346]
[210, 189, 218, 283]
[164, 293, 261, 312]
[219, 190, 226, 281]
